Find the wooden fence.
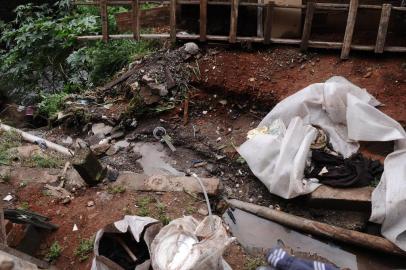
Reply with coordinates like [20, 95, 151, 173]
[73, 0, 406, 59]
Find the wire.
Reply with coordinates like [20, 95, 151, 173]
[192, 173, 212, 217]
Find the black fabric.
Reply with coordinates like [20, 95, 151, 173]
[305, 150, 383, 187]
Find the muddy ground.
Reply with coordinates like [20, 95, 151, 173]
[1, 45, 405, 270]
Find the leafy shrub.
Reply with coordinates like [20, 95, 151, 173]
[74, 237, 94, 262]
[46, 241, 63, 261]
[38, 92, 67, 117]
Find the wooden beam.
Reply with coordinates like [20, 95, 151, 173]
[0, 201, 6, 246]
[170, 0, 177, 44]
[263, 1, 274, 44]
[131, 0, 140, 40]
[100, 0, 109, 42]
[375, 4, 391, 53]
[257, 0, 264, 37]
[300, 1, 315, 51]
[199, 0, 208, 41]
[229, 0, 239, 43]
[340, 0, 359, 59]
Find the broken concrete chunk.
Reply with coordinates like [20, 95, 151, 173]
[114, 172, 221, 195]
[14, 145, 41, 160]
[307, 185, 373, 211]
[0, 166, 59, 183]
[0, 250, 38, 270]
[90, 143, 111, 156]
[72, 149, 107, 186]
[64, 168, 87, 190]
[92, 123, 113, 136]
[184, 42, 199, 55]
[147, 83, 168, 97]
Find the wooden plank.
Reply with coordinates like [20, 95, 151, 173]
[199, 0, 208, 41]
[300, 1, 315, 51]
[375, 4, 391, 53]
[170, 0, 177, 44]
[263, 1, 274, 44]
[340, 0, 359, 59]
[0, 201, 6, 246]
[257, 0, 264, 37]
[100, 0, 109, 42]
[229, 0, 239, 43]
[131, 0, 140, 40]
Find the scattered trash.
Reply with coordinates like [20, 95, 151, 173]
[3, 194, 13, 202]
[91, 215, 162, 270]
[153, 127, 176, 152]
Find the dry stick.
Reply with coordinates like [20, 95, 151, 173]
[0, 123, 74, 157]
[375, 4, 391, 53]
[227, 199, 406, 256]
[100, 0, 109, 42]
[131, 0, 140, 40]
[229, 0, 239, 43]
[183, 92, 189, 126]
[340, 0, 358, 59]
[200, 0, 207, 41]
[263, 1, 273, 44]
[301, 1, 315, 51]
[170, 0, 177, 44]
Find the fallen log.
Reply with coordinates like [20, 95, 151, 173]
[0, 123, 74, 157]
[226, 199, 406, 257]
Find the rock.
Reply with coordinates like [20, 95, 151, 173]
[15, 145, 41, 159]
[115, 172, 221, 195]
[148, 83, 168, 96]
[72, 149, 107, 186]
[140, 87, 161, 105]
[74, 138, 88, 149]
[106, 145, 118, 156]
[165, 66, 176, 89]
[87, 133, 105, 146]
[64, 168, 87, 190]
[184, 42, 199, 55]
[142, 74, 154, 83]
[197, 206, 209, 216]
[62, 136, 73, 146]
[92, 123, 113, 136]
[114, 140, 130, 149]
[106, 166, 119, 181]
[90, 143, 111, 156]
[111, 130, 125, 140]
[363, 71, 372, 78]
[0, 166, 59, 183]
[87, 200, 95, 207]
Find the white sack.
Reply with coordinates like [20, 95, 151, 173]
[238, 76, 406, 250]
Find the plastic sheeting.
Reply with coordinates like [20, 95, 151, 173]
[238, 76, 406, 250]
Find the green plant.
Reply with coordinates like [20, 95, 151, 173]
[29, 154, 60, 168]
[137, 196, 152, 216]
[0, 130, 21, 165]
[108, 185, 126, 194]
[46, 241, 63, 261]
[141, 2, 159, 10]
[38, 92, 67, 117]
[244, 256, 266, 270]
[18, 201, 30, 210]
[156, 202, 171, 225]
[75, 237, 94, 262]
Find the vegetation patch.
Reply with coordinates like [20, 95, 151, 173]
[46, 241, 63, 261]
[74, 237, 94, 262]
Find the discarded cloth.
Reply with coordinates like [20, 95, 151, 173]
[238, 76, 406, 250]
[305, 150, 383, 187]
[257, 247, 339, 270]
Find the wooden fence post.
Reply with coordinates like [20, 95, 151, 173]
[375, 4, 391, 53]
[229, 0, 239, 43]
[200, 0, 208, 41]
[131, 0, 140, 40]
[301, 1, 315, 51]
[170, 0, 177, 44]
[340, 0, 359, 59]
[100, 0, 109, 42]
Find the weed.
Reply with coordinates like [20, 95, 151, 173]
[156, 202, 171, 225]
[108, 185, 126, 194]
[74, 237, 94, 262]
[18, 201, 30, 210]
[141, 2, 159, 9]
[137, 196, 152, 217]
[46, 241, 63, 261]
[244, 256, 266, 270]
[0, 130, 21, 165]
[186, 206, 197, 215]
[38, 92, 67, 117]
[29, 154, 60, 168]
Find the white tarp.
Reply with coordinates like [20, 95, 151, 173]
[238, 76, 406, 250]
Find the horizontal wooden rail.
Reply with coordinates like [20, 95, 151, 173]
[73, 1, 406, 11]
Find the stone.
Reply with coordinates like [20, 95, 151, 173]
[106, 145, 118, 156]
[307, 185, 373, 211]
[147, 83, 168, 96]
[90, 143, 111, 156]
[72, 149, 107, 186]
[111, 130, 125, 140]
[87, 133, 105, 146]
[140, 87, 160, 105]
[87, 200, 95, 207]
[114, 172, 221, 195]
[197, 206, 209, 216]
[92, 123, 113, 136]
[142, 74, 154, 83]
[14, 145, 41, 159]
[62, 136, 73, 146]
[114, 140, 130, 149]
[64, 168, 87, 190]
[184, 42, 199, 55]
[74, 138, 88, 149]
[106, 166, 119, 181]
[0, 165, 59, 184]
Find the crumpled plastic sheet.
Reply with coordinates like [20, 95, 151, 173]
[150, 215, 234, 270]
[238, 76, 406, 250]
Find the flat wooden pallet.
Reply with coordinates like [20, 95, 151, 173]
[74, 0, 406, 59]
